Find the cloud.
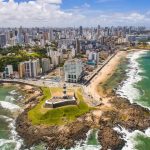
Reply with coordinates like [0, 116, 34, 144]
[0, 0, 149, 27]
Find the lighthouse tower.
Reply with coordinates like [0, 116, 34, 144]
[63, 84, 67, 98]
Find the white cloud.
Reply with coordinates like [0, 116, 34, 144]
[0, 0, 149, 27]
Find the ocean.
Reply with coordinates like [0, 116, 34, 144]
[0, 50, 150, 150]
[0, 85, 23, 150]
[116, 50, 150, 150]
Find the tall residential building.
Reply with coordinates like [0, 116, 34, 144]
[87, 51, 100, 65]
[64, 59, 83, 83]
[4, 65, 13, 77]
[75, 38, 80, 54]
[0, 34, 6, 48]
[18, 59, 41, 78]
[47, 47, 63, 67]
[18, 62, 25, 78]
[41, 58, 51, 73]
[79, 26, 83, 36]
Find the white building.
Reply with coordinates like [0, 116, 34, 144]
[21, 59, 41, 78]
[64, 59, 83, 83]
[4, 65, 13, 77]
[71, 48, 76, 57]
[47, 47, 63, 67]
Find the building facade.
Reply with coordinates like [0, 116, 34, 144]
[64, 59, 83, 83]
[0, 34, 6, 48]
[3, 65, 13, 78]
[18, 59, 41, 78]
[41, 58, 51, 73]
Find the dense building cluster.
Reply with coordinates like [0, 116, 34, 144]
[0, 26, 149, 83]
[0, 26, 148, 48]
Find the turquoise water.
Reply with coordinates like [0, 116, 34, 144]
[117, 50, 150, 150]
[0, 86, 101, 150]
[0, 86, 14, 101]
[1, 51, 150, 150]
[87, 129, 99, 145]
[136, 51, 150, 107]
[67, 129, 101, 150]
[0, 86, 14, 139]
[133, 51, 150, 150]
[0, 85, 23, 149]
[134, 133, 150, 150]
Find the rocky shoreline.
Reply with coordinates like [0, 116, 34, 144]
[16, 110, 91, 150]
[15, 88, 150, 150]
[98, 97, 150, 150]
[14, 50, 150, 150]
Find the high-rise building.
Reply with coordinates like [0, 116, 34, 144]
[41, 58, 51, 73]
[47, 47, 63, 67]
[18, 59, 41, 78]
[0, 34, 6, 48]
[18, 62, 25, 78]
[75, 38, 80, 54]
[79, 26, 83, 36]
[4, 65, 13, 77]
[64, 59, 83, 83]
[87, 51, 100, 65]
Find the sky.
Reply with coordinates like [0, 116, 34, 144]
[0, 0, 150, 27]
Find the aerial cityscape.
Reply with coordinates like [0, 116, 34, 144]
[0, 0, 150, 150]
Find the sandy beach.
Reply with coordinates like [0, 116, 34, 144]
[87, 51, 127, 101]
[15, 49, 150, 150]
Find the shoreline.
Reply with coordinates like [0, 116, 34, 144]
[87, 51, 127, 100]
[116, 50, 150, 110]
[88, 49, 150, 100]
[1, 49, 150, 150]
[0, 83, 42, 150]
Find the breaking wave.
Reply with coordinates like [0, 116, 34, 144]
[116, 50, 150, 109]
[114, 126, 150, 150]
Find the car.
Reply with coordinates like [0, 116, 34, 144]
[32, 79, 37, 81]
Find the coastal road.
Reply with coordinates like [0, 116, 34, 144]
[84, 51, 126, 101]
[0, 78, 61, 87]
[84, 52, 117, 86]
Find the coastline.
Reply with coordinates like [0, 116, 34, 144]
[116, 50, 150, 110]
[88, 51, 127, 99]
[2, 49, 150, 150]
[89, 49, 150, 150]
[0, 83, 42, 150]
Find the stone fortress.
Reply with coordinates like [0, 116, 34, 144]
[45, 84, 77, 108]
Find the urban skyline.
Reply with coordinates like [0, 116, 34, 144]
[0, 0, 150, 27]
[1, 1, 150, 150]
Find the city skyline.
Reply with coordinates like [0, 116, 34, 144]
[0, 0, 150, 27]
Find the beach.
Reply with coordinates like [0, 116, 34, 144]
[87, 51, 127, 100]
[1, 49, 150, 150]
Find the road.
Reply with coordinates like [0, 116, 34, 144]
[84, 52, 117, 86]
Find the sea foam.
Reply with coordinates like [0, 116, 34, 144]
[116, 50, 148, 105]
[0, 101, 21, 112]
[0, 115, 23, 150]
[114, 125, 150, 150]
[61, 129, 101, 150]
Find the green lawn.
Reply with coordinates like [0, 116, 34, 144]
[28, 87, 90, 126]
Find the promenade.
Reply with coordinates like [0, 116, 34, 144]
[85, 51, 127, 101]
[84, 52, 117, 86]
